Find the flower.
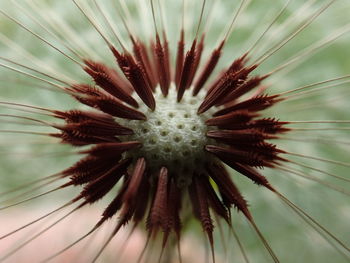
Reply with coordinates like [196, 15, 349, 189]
[0, 0, 349, 262]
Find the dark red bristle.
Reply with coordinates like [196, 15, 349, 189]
[109, 67, 134, 94]
[177, 39, 197, 102]
[122, 158, 146, 203]
[205, 53, 249, 97]
[233, 142, 287, 163]
[63, 156, 119, 184]
[79, 141, 141, 157]
[205, 145, 272, 168]
[69, 83, 102, 97]
[175, 29, 185, 87]
[192, 176, 215, 262]
[207, 129, 276, 145]
[56, 120, 133, 139]
[207, 163, 252, 220]
[140, 41, 158, 89]
[219, 75, 269, 106]
[154, 34, 170, 96]
[226, 162, 275, 192]
[163, 31, 171, 89]
[193, 40, 225, 96]
[83, 95, 147, 120]
[188, 34, 205, 89]
[214, 94, 282, 116]
[102, 175, 131, 220]
[111, 47, 156, 110]
[54, 110, 134, 137]
[83, 60, 138, 107]
[206, 110, 258, 127]
[200, 175, 229, 223]
[168, 181, 182, 238]
[116, 158, 148, 226]
[80, 158, 132, 204]
[133, 41, 157, 91]
[51, 132, 118, 146]
[247, 118, 290, 134]
[71, 158, 121, 186]
[198, 64, 257, 114]
[54, 110, 114, 123]
[188, 176, 201, 219]
[147, 167, 169, 233]
[132, 170, 151, 224]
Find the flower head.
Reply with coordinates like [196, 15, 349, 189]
[0, 0, 350, 262]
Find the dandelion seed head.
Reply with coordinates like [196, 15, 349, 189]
[0, 0, 350, 262]
[124, 85, 214, 186]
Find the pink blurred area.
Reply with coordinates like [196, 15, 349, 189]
[0, 206, 218, 263]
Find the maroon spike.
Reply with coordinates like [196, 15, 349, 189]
[111, 47, 156, 110]
[188, 176, 201, 219]
[62, 155, 118, 184]
[207, 163, 252, 220]
[124, 53, 156, 110]
[167, 181, 182, 239]
[133, 40, 157, 91]
[193, 40, 225, 96]
[227, 162, 275, 192]
[204, 53, 249, 97]
[206, 110, 258, 127]
[227, 53, 249, 72]
[81, 158, 132, 204]
[68, 84, 105, 108]
[79, 141, 141, 157]
[198, 64, 257, 114]
[123, 158, 146, 203]
[56, 110, 134, 136]
[116, 158, 148, 226]
[188, 34, 205, 88]
[163, 31, 171, 89]
[234, 142, 287, 163]
[147, 167, 169, 232]
[110, 46, 129, 70]
[199, 175, 229, 223]
[85, 95, 146, 120]
[160, 179, 183, 251]
[102, 175, 131, 220]
[52, 131, 118, 146]
[140, 41, 158, 89]
[248, 118, 290, 134]
[57, 119, 133, 138]
[82, 61, 133, 95]
[108, 67, 134, 94]
[175, 29, 185, 86]
[132, 170, 151, 224]
[154, 34, 171, 96]
[53, 114, 125, 146]
[69, 83, 102, 98]
[205, 145, 272, 168]
[177, 39, 197, 102]
[54, 110, 114, 124]
[83, 60, 138, 107]
[219, 75, 269, 105]
[214, 94, 282, 116]
[192, 176, 215, 263]
[207, 129, 276, 145]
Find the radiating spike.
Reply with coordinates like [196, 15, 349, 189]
[111, 47, 156, 110]
[193, 40, 224, 96]
[83, 60, 138, 107]
[177, 40, 197, 102]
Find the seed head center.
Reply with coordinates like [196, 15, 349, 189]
[125, 86, 213, 186]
